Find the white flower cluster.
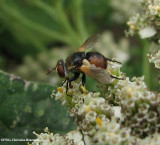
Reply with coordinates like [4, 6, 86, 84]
[53, 81, 114, 135]
[138, 133, 160, 145]
[127, 0, 160, 41]
[32, 128, 84, 145]
[114, 76, 158, 105]
[33, 58, 160, 144]
[110, 76, 160, 138]
[53, 81, 137, 145]
[91, 119, 133, 145]
[51, 60, 159, 143]
[148, 50, 160, 69]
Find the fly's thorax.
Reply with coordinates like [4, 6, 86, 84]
[66, 52, 86, 71]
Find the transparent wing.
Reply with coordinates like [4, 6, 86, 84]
[79, 60, 112, 84]
[78, 34, 100, 52]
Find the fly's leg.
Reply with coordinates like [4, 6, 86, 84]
[106, 58, 123, 79]
[82, 73, 86, 86]
[66, 81, 71, 96]
[81, 73, 88, 94]
[66, 73, 80, 95]
[106, 58, 121, 64]
[110, 74, 124, 80]
[62, 79, 67, 86]
[69, 82, 73, 88]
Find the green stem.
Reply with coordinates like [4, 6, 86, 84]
[142, 40, 150, 88]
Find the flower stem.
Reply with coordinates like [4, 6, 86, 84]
[142, 40, 150, 88]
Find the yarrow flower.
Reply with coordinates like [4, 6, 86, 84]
[148, 50, 160, 69]
[32, 128, 84, 145]
[139, 26, 156, 39]
[53, 81, 115, 136]
[103, 76, 160, 138]
[126, 0, 160, 85]
[138, 133, 160, 145]
[126, 0, 160, 42]
[92, 119, 133, 145]
[49, 60, 160, 144]
[33, 49, 159, 144]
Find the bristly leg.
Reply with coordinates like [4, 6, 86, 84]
[62, 79, 67, 86]
[106, 58, 121, 64]
[82, 73, 86, 86]
[65, 73, 80, 95]
[110, 74, 124, 80]
[66, 81, 69, 95]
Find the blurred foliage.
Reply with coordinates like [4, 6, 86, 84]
[0, 54, 6, 69]
[0, 70, 76, 145]
[0, 0, 86, 58]
[110, 0, 138, 24]
[0, 0, 113, 60]
[96, 31, 130, 63]
[0, 0, 159, 143]
[122, 39, 159, 91]
[12, 47, 72, 85]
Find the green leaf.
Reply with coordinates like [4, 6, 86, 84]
[0, 70, 76, 142]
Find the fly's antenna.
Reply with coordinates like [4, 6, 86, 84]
[46, 67, 56, 75]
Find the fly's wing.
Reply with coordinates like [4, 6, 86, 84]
[78, 34, 100, 52]
[79, 59, 112, 84]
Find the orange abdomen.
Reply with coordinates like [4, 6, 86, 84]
[86, 52, 107, 69]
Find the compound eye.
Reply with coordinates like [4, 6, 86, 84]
[57, 63, 65, 78]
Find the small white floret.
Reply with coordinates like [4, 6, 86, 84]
[139, 26, 156, 39]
